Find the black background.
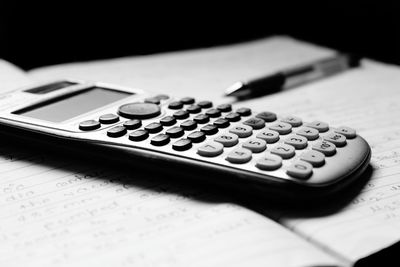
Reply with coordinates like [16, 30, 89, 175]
[1, 3, 399, 70]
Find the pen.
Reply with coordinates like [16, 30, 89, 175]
[225, 53, 361, 99]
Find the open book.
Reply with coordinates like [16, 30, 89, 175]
[1, 36, 399, 267]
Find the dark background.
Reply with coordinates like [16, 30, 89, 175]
[1, 3, 399, 70]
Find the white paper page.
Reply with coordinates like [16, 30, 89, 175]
[0, 59, 32, 92]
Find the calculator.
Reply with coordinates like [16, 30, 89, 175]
[0, 80, 371, 200]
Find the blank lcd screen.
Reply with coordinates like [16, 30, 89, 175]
[15, 87, 132, 122]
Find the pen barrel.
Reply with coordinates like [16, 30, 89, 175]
[242, 73, 285, 98]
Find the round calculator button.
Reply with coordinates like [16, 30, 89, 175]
[129, 130, 149, 141]
[269, 122, 292, 135]
[224, 112, 241, 122]
[287, 161, 313, 179]
[118, 102, 161, 119]
[323, 132, 347, 147]
[166, 126, 185, 138]
[305, 120, 329, 133]
[312, 141, 336, 156]
[334, 126, 356, 139]
[226, 148, 252, 164]
[180, 120, 197, 130]
[187, 131, 206, 143]
[172, 139, 192, 151]
[284, 135, 308, 149]
[214, 132, 239, 147]
[256, 111, 277, 122]
[144, 97, 160, 105]
[173, 110, 189, 120]
[144, 122, 163, 133]
[296, 127, 319, 140]
[193, 114, 210, 124]
[229, 124, 252, 138]
[107, 126, 127, 138]
[197, 141, 224, 157]
[256, 129, 279, 143]
[217, 104, 232, 112]
[197, 101, 213, 108]
[236, 107, 251, 116]
[205, 108, 221, 118]
[180, 97, 195, 104]
[242, 138, 267, 153]
[213, 118, 230, 128]
[154, 94, 169, 100]
[300, 150, 325, 167]
[99, 113, 119, 124]
[256, 154, 282, 170]
[160, 116, 177, 126]
[270, 144, 295, 159]
[186, 105, 201, 114]
[151, 134, 170, 146]
[79, 120, 101, 131]
[168, 101, 183, 110]
[281, 116, 302, 127]
[243, 117, 265, 129]
[200, 124, 218, 135]
[123, 119, 142, 130]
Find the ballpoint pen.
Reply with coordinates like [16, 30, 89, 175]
[225, 53, 361, 99]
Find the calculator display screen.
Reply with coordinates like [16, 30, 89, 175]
[15, 87, 132, 122]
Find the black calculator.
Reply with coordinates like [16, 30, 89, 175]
[0, 80, 371, 200]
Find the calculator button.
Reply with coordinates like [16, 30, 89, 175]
[300, 150, 325, 167]
[187, 131, 206, 143]
[193, 114, 210, 124]
[160, 116, 177, 126]
[229, 124, 253, 138]
[269, 122, 292, 135]
[256, 111, 277, 122]
[305, 121, 329, 132]
[154, 94, 169, 100]
[168, 101, 183, 109]
[225, 112, 241, 122]
[226, 148, 252, 164]
[144, 122, 163, 133]
[270, 144, 295, 159]
[312, 141, 336, 156]
[173, 110, 190, 120]
[242, 138, 267, 153]
[197, 101, 213, 108]
[99, 113, 119, 124]
[79, 120, 101, 131]
[256, 129, 280, 143]
[287, 161, 313, 179]
[205, 109, 221, 118]
[217, 104, 232, 112]
[166, 126, 185, 138]
[123, 119, 142, 130]
[281, 116, 302, 127]
[172, 139, 192, 151]
[180, 120, 197, 130]
[334, 126, 356, 139]
[107, 126, 127, 138]
[284, 135, 308, 149]
[186, 105, 201, 114]
[151, 134, 170, 146]
[201, 124, 218, 135]
[323, 132, 347, 147]
[118, 103, 161, 119]
[129, 130, 149, 141]
[243, 117, 265, 129]
[214, 133, 239, 147]
[213, 118, 230, 128]
[197, 141, 224, 157]
[256, 154, 282, 170]
[236, 107, 251, 116]
[296, 127, 319, 140]
[180, 97, 195, 104]
[144, 97, 160, 105]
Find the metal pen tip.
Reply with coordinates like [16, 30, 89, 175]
[225, 81, 245, 96]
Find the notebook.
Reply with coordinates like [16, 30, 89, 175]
[0, 36, 399, 266]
